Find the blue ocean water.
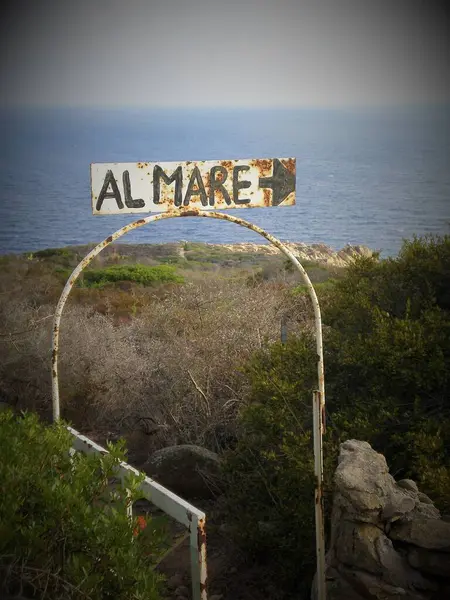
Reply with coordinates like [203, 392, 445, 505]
[0, 107, 449, 256]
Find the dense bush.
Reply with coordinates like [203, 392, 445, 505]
[81, 264, 184, 288]
[0, 410, 166, 600]
[221, 336, 335, 595]
[324, 235, 450, 496]
[222, 234, 450, 595]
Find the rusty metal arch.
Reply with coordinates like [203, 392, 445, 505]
[51, 209, 326, 600]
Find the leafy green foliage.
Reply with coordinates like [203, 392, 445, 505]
[0, 410, 166, 600]
[33, 247, 73, 259]
[221, 336, 338, 594]
[222, 234, 450, 595]
[324, 235, 450, 490]
[81, 264, 184, 288]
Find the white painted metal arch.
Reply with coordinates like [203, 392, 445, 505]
[51, 209, 326, 600]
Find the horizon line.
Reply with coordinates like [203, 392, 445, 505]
[1, 102, 450, 112]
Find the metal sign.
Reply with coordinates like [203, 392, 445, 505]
[91, 157, 296, 214]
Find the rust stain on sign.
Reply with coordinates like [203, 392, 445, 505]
[91, 157, 296, 214]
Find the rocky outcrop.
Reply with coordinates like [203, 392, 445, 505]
[313, 440, 450, 600]
[143, 444, 221, 501]
[204, 242, 374, 267]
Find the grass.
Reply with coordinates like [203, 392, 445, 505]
[81, 264, 185, 288]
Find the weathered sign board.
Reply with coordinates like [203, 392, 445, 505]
[91, 157, 296, 214]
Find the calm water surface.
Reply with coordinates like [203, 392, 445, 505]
[0, 107, 449, 256]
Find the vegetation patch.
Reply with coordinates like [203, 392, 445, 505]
[81, 264, 184, 288]
[33, 247, 73, 259]
[222, 234, 450, 596]
[0, 409, 167, 600]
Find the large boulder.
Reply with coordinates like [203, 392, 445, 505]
[313, 440, 449, 600]
[143, 444, 221, 501]
[333, 440, 416, 524]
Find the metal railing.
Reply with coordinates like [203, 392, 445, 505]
[68, 426, 207, 600]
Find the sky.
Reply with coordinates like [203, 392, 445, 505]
[1, 0, 449, 109]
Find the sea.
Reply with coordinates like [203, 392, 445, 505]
[0, 106, 449, 257]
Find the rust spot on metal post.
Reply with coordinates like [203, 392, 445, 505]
[315, 477, 323, 505]
[197, 517, 208, 598]
[197, 518, 206, 548]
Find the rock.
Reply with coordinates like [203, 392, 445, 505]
[314, 440, 447, 600]
[338, 566, 431, 600]
[334, 521, 433, 591]
[143, 444, 221, 500]
[333, 440, 415, 524]
[413, 502, 441, 521]
[390, 518, 450, 552]
[417, 492, 434, 505]
[397, 479, 419, 494]
[408, 547, 450, 577]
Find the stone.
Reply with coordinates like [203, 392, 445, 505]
[417, 492, 434, 505]
[338, 566, 430, 600]
[313, 440, 446, 600]
[413, 502, 441, 521]
[397, 479, 419, 494]
[143, 444, 221, 500]
[335, 521, 433, 590]
[333, 440, 415, 524]
[408, 547, 450, 577]
[390, 518, 450, 552]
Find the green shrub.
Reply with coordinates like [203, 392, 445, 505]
[323, 235, 450, 502]
[221, 336, 338, 595]
[0, 410, 166, 600]
[81, 264, 184, 288]
[222, 234, 450, 595]
[34, 248, 72, 259]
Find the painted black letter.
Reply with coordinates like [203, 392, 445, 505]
[184, 166, 208, 207]
[123, 170, 145, 208]
[209, 166, 231, 206]
[232, 165, 251, 204]
[153, 165, 183, 207]
[96, 170, 124, 211]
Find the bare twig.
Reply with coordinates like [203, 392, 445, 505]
[187, 369, 211, 416]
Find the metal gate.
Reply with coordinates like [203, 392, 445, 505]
[51, 209, 326, 600]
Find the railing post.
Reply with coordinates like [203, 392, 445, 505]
[313, 390, 326, 600]
[189, 514, 208, 600]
